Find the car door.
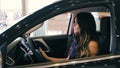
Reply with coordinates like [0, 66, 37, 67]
[28, 13, 71, 58]
[25, 1, 118, 68]
[1, 0, 120, 68]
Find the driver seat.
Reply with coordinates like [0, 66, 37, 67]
[99, 16, 111, 55]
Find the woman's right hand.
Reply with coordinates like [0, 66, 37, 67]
[39, 47, 68, 62]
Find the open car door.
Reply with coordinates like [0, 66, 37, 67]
[0, 0, 120, 68]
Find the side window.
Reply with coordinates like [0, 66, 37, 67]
[91, 12, 110, 32]
[30, 13, 70, 37]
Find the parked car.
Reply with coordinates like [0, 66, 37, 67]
[0, 0, 120, 68]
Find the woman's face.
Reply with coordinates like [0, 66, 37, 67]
[73, 18, 80, 36]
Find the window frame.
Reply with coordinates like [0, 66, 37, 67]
[0, 1, 117, 68]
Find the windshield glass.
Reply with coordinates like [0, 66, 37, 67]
[0, 0, 59, 34]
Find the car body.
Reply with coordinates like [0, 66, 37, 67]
[0, 0, 120, 68]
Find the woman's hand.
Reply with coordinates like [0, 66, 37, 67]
[39, 47, 68, 62]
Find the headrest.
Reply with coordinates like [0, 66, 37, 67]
[100, 17, 110, 35]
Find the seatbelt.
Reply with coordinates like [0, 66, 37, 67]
[67, 41, 77, 59]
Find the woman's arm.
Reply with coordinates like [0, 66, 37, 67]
[88, 41, 99, 56]
[39, 48, 68, 62]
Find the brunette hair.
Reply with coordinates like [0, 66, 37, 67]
[74, 12, 97, 58]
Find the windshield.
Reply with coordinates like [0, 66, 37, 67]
[0, 0, 59, 34]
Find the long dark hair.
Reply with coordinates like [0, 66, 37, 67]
[73, 12, 97, 58]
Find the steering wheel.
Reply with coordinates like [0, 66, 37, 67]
[26, 37, 52, 63]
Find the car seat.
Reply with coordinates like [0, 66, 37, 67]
[99, 16, 111, 55]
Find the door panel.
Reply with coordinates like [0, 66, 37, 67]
[33, 35, 68, 58]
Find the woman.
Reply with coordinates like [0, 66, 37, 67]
[39, 12, 99, 62]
